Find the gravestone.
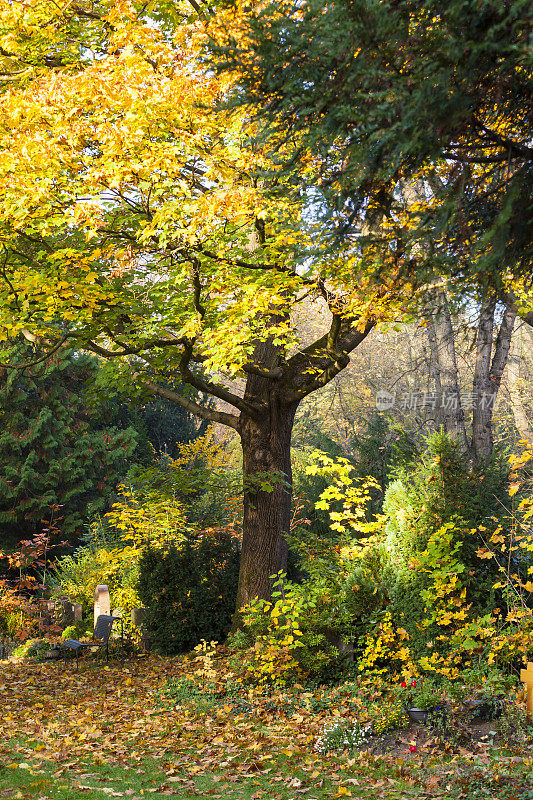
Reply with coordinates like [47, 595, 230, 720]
[520, 662, 533, 719]
[131, 607, 150, 651]
[94, 584, 110, 626]
[73, 603, 83, 622]
[131, 607, 146, 628]
[62, 600, 75, 626]
[42, 647, 61, 660]
[41, 600, 56, 628]
[323, 629, 354, 662]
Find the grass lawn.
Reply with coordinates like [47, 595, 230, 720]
[1, 654, 532, 800]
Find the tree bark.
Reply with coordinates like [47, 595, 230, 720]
[471, 301, 516, 462]
[426, 315, 443, 398]
[424, 288, 469, 451]
[507, 320, 533, 444]
[237, 399, 297, 609]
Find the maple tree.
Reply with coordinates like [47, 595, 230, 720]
[0, 1, 378, 611]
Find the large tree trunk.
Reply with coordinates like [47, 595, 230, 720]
[233, 332, 299, 612]
[237, 399, 297, 609]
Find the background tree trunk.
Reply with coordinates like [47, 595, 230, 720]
[472, 301, 515, 462]
[425, 288, 469, 451]
[507, 319, 533, 444]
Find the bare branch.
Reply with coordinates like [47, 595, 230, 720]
[140, 378, 240, 431]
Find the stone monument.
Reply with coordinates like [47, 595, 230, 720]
[94, 584, 111, 626]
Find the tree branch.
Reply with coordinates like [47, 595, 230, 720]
[194, 246, 316, 285]
[139, 378, 240, 431]
[85, 337, 188, 358]
[178, 341, 259, 416]
[284, 315, 375, 403]
[499, 289, 533, 328]
[442, 152, 511, 164]
[0, 334, 72, 370]
[473, 121, 533, 161]
[241, 363, 284, 379]
[491, 305, 517, 383]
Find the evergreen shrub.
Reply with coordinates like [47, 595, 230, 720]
[137, 531, 240, 654]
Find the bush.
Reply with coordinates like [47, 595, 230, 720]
[238, 575, 342, 686]
[61, 621, 92, 640]
[382, 432, 511, 655]
[51, 542, 142, 630]
[137, 531, 240, 654]
[11, 638, 55, 661]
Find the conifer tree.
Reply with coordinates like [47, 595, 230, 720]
[221, 0, 533, 316]
[0, 346, 137, 545]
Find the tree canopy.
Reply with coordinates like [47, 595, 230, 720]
[0, 0, 530, 609]
[219, 0, 533, 315]
[0, 0, 381, 608]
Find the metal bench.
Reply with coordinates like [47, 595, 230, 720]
[62, 614, 123, 669]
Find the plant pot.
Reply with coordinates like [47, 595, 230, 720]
[406, 707, 432, 723]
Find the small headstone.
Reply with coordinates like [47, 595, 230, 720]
[73, 603, 83, 622]
[41, 610, 52, 628]
[131, 608, 150, 651]
[62, 600, 75, 626]
[94, 584, 110, 626]
[43, 648, 61, 660]
[43, 599, 57, 625]
[131, 607, 146, 628]
[323, 629, 354, 662]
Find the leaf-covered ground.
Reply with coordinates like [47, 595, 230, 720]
[1, 653, 532, 800]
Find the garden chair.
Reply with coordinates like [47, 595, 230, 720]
[61, 614, 123, 670]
